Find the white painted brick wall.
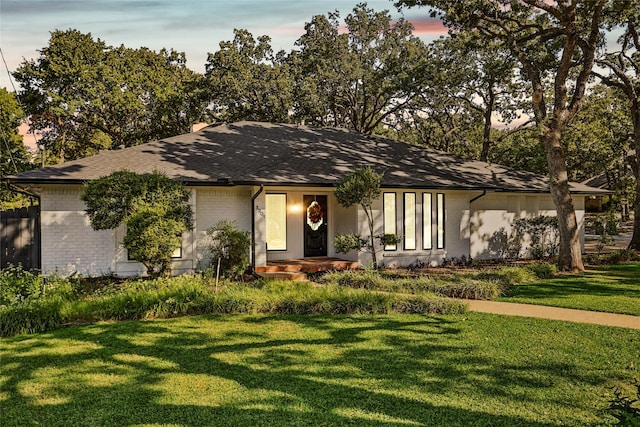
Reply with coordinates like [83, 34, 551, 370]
[470, 193, 586, 260]
[40, 186, 116, 276]
[195, 187, 252, 270]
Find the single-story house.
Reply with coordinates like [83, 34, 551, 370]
[7, 121, 606, 277]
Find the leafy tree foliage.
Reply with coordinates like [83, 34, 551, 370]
[397, 33, 528, 160]
[0, 88, 33, 209]
[81, 171, 193, 277]
[14, 29, 207, 164]
[205, 29, 293, 123]
[334, 166, 383, 268]
[291, 3, 429, 134]
[564, 86, 634, 217]
[397, 0, 635, 271]
[594, 11, 640, 249]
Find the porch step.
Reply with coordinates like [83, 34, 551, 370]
[256, 271, 308, 281]
[255, 258, 359, 274]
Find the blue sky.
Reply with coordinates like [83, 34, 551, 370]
[0, 0, 445, 90]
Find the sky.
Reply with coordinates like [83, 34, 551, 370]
[0, 0, 447, 90]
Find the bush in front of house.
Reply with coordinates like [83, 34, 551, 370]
[206, 220, 251, 280]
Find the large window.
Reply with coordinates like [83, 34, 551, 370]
[423, 193, 432, 250]
[266, 194, 287, 251]
[404, 193, 416, 250]
[383, 192, 397, 250]
[437, 193, 445, 249]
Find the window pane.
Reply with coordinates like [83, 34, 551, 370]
[404, 193, 416, 250]
[266, 194, 287, 250]
[437, 193, 445, 249]
[383, 192, 396, 250]
[171, 245, 182, 259]
[423, 193, 432, 250]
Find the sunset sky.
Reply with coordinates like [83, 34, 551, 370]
[0, 0, 447, 90]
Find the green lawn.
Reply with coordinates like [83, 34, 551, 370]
[2, 313, 638, 426]
[498, 262, 640, 315]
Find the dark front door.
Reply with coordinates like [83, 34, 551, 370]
[303, 195, 328, 257]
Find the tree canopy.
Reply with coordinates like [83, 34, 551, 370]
[0, 88, 33, 208]
[292, 3, 429, 134]
[205, 29, 293, 123]
[14, 29, 208, 164]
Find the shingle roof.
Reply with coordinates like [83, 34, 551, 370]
[7, 121, 605, 194]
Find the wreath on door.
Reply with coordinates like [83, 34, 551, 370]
[306, 200, 324, 231]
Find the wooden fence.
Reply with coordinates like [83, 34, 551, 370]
[1, 206, 40, 270]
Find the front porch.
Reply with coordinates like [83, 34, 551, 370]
[255, 257, 359, 281]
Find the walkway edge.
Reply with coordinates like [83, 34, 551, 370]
[459, 299, 640, 330]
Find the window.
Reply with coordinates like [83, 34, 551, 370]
[404, 193, 416, 250]
[266, 194, 287, 251]
[171, 245, 182, 259]
[423, 193, 432, 250]
[383, 192, 397, 250]
[437, 193, 445, 249]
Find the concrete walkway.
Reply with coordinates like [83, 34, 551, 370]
[461, 299, 640, 329]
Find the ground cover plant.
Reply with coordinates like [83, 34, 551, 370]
[0, 269, 466, 337]
[320, 263, 555, 300]
[499, 262, 640, 316]
[1, 313, 638, 426]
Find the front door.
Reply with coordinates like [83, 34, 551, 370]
[303, 195, 328, 257]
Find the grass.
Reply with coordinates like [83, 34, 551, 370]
[1, 313, 638, 426]
[498, 262, 640, 315]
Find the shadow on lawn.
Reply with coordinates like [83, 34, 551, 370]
[0, 315, 614, 426]
[502, 266, 640, 301]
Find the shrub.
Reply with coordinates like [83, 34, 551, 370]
[511, 216, 559, 259]
[321, 270, 385, 289]
[206, 220, 252, 279]
[526, 263, 557, 279]
[0, 298, 65, 336]
[0, 265, 44, 307]
[604, 249, 640, 265]
[608, 380, 640, 426]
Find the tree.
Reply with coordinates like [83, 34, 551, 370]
[205, 29, 293, 123]
[0, 88, 32, 209]
[81, 171, 193, 277]
[397, 0, 633, 271]
[292, 3, 429, 134]
[14, 29, 207, 164]
[334, 166, 384, 268]
[593, 12, 640, 249]
[564, 86, 633, 216]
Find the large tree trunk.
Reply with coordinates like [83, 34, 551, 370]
[480, 87, 495, 162]
[542, 125, 585, 271]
